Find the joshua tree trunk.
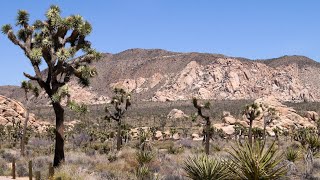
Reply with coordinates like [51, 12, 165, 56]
[263, 124, 268, 145]
[205, 119, 211, 155]
[53, 102, 65, 167]
[20, 109, 29, 156]
[248, 120, 253, 146]
[117, 121, 122, 151]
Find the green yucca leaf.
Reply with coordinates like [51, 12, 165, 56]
[32, 86, 40, 97]
[77, 65, 97, 86]
[16, 10, 29, 27]
[183, 155, 229, 180]
[46, 5, 61, 19]
[286, 147, 299, 162]
[29, 48, 42, 64]
[42, 37, 53, 48]
[70, 15, 83, 29]
[33, 20, 44, 29]
[57, 48, 71, 61]
[1, 24, 12, 34]
[228, 141, 287, 179]
[78, 20, 92, 36]
[136, 150, 154, 166]
[17, 29, 27, 42]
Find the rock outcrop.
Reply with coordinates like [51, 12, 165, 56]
[0, 95, 49, 131]
[214, 96, 318, 136]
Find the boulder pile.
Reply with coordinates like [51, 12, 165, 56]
[214, 96, 318, 136]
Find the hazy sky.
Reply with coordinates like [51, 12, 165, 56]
[1, 0, 320, 85]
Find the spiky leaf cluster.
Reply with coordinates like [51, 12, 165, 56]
[67, 100, 88, 115]
[228, 141, 287, 179]
[244, 103, 262, 121]
[29, 48, 42, 65]
[183, 155, 229, 180]
[1, 24, 12, 34]
[16, 10, 29, 27]
[52, 85, 70, 103]
[21, 81, 40, 98]
[77, 65, 97, 86]
[2, 5, 101, 105]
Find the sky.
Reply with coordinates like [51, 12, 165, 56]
[1, 0, 320, 85]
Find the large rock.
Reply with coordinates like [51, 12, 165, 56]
[167, 109, 189, 119]
[0, 95, 48, 131]
[213, 96, 317, 135]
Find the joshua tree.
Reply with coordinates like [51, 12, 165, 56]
[2, 6, 101, 166]
[20, 81, 39, 156]
[192, 98, 212, 155]
[262, 107, 277, 142]
[244, 103, 261, 146]
[105, 88, 131, 151]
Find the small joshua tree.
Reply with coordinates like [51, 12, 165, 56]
[192, 98, 211, 155]
[105, 88, 131, 151]
[20, 81, 39, 156]
[244, 103, 261, 146]
[2, 6, 101, 166]
[263, 107, 277, 142]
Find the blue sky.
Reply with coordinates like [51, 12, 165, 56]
[1, 1, 320, 85]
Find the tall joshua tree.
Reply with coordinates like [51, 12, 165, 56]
[20, 81, 39, 156]
[244, 103, 261, 146]
[105, 88, 131, 151]
[2, 6, 101, 166]
[192, 98, 211, 155]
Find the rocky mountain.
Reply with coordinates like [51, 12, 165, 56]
[1, 49, 320, 106]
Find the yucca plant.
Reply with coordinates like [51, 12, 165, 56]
[306, 134, 320, 156]
[228, 141, 287, 180]
[136, 165, 152, 180]
[136, 150, 155, 166]
[285, 147, 299, 162]
[183, 155, 229, 180]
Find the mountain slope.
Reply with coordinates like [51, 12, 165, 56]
[1, 49, 320, 105]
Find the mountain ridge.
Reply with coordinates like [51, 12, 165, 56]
[1, 48, 320, 105]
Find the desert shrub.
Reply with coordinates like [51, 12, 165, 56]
[32, 156, 51, 178]
[16, 160, 29, 177]
[107, 152, 118, 162]
[178, 139, 194, 149]
[183, 155, 229, 180]
[228, 141, 287, 179]
[0, 150, 16, 162]
[70, 133, 90, 148]
[286, 147, 299, 162]
[0, 157, 9, 175]
[168, 145, 184, 155]
[53, 164, 96, 180]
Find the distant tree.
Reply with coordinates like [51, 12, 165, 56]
[20, 81, 39, 156]
[2, 5, 101, 166]
[105, 88, 131, 151]
[262, 107, 277, 142]
[243, 103, 261, 146]
[192, 98, 212, 155]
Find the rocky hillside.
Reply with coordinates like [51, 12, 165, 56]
[1, 49, 320, 106]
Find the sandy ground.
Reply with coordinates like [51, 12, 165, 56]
[0, 177, 29, 180]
